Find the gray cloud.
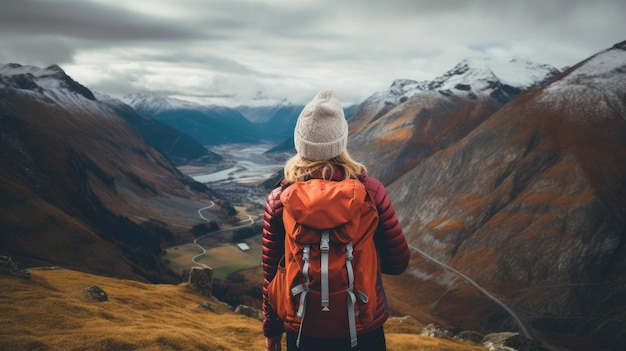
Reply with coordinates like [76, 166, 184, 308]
[0, 0, 205, 41]
[1, 0, 624, 106]
[0, 37, 75, 66]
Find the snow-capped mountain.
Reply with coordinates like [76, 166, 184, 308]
[356, 41, 626, 351]
[540, 41, 626, 120]
[123, 93, 260, 145]
[121, 93, 204, 116]
[0, 63, 224, 284]
[429, 57, 561, 96]
[349, 57, 560, 136]
[96, 93, 219, 165]
[0, 63, 97, 106]
[348, 57, 561, 185]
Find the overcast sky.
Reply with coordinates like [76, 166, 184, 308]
[1, 0, 624, 106]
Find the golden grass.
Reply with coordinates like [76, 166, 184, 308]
[0, 268, 490, 351]
[386, 334, 487, 351]
[0, 268, 265, 351]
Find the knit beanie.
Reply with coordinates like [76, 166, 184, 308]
[294, 90, 348, 161]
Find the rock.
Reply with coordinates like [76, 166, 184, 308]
[234, 304, 263, 321]
[419, 323, 452, 338]
[456, 330, 485, 344]
[198, 301, 217, 312]
[188, 266, 213, 297]
[482, 332, 541, 351]
[83, 285, 108, 302]
[0, 256, 30, 278]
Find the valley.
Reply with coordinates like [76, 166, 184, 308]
[183, 143, 285, 205]
[171, 143, 536, 345]
[3, 42, 626, 350]
[163, 143, 285, 280]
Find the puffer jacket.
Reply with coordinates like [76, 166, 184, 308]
[262, 168, 411, 338]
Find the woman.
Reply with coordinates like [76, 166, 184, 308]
[262, 90, 410, 351]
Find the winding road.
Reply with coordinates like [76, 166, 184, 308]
[191, 202, 216, 268]
[192, 196, 532, 341]
[408, 243, 531, 338]
[192, 201, 257, 268]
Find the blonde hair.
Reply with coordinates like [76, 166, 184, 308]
[284, 150, 366, 183]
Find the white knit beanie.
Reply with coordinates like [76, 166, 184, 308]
[294, 89, 348, 161]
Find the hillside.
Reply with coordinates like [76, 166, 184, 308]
[123, 93, 260, 145]
[348, 57, 560, 184]
[0, 265, 492, 351]
[97, 93, 221, 166]
[368, 42, 626, 350]
[0, 63, 230, 283]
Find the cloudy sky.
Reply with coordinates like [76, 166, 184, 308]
[1, 0, 624, 106]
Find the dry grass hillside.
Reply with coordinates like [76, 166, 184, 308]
[0, 268, 490, 351]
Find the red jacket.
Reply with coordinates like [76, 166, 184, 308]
[262, 169, 410, 337]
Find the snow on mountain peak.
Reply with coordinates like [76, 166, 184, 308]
[539, 42, 626, 122]
[363, 57, 560, 113]
[546, 43, 626, 92]
[430, 57, 560, 93]
[389, 79, 430, 96]
[121, 93, 201, 114]
[0, 63, 97, 106]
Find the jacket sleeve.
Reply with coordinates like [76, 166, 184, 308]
[364, 176, 410, 275]
[262, 186, 286, 337]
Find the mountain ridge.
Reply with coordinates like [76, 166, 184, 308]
[0, 63, 229, 283]
[0, 262, 510, 351]
[376, 42, 626, 351]
[348, 57, 560, 185]
[123, 93, 260, 145]
[2, 44, 625, 351]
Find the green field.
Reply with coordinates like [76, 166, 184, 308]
[163, 235, 263, 280]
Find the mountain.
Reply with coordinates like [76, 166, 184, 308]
[96, 94, 221, 166]
[237, 103, 360, 158]
[123, 93, 259, 145]
[235, 101, 296, 123]
[367, 43, 626, 350]
[0, 263, 498, 351]
[348, 58, 561, 185]
[237, 103, 304, 142]
[0, 63, 229, 283]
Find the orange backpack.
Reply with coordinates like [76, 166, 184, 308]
[268, 178, 380, 348]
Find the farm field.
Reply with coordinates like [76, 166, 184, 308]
[163, 234, 262, 280]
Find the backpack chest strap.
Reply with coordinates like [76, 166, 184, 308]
[320, 230, 330, 311]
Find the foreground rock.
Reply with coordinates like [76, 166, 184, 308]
[187, 266, 214, 297]
[83, 285, 108, 302]
[235, 304, 263, 321]
[0, 256, 30, 279]
[482, 332, 542, 351]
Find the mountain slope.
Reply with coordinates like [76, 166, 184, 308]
[97, 93, 221, 166]
[123, 93, 260, 145]
[0, 64, 227, 283]
[348, 58, 560, 184]
[237, 103, 304, 142]
[383, 42, 626, 350]
[0, 266, 490, 351]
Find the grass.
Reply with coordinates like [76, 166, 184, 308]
[163, 220, 264, 280]
[0, 268, 490, 351]
[199, 245, 260, 279]
[163, 240, 261, 280]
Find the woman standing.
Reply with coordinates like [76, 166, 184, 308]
[262, 90, 410, 351]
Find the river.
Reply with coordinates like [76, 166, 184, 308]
[189, 143, 284, 185]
